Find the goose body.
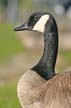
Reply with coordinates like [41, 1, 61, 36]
[15, 12, 71, 108]
[17, 71, 71, 108]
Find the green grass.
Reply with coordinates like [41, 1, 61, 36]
[60, 50, 71, 60]
[0, 82, 20, 108]
[0, 24, 24, 62]
[59, 49, 71, 65]
[56, 49, 71, 71]
[0, 23, 23, 108]
[20, 0, 33, 9]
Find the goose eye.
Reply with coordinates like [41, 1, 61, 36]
[34, 16, 39, 21]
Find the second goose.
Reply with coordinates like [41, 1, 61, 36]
[14, 12, 71, 108]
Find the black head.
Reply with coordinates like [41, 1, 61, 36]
[14, 12, 57, 34]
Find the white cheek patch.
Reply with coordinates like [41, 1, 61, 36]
[33, 15, 50, 33]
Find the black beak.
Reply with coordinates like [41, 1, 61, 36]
[14, 23, 30, 31]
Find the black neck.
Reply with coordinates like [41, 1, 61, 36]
[32, 22, 58, 80]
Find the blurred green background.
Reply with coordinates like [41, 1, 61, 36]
[0, 0, 71, 108]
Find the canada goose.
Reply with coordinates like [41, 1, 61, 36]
[14, 12, 71, 108]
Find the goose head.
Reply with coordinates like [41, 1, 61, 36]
[14, 12, 57, 34]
